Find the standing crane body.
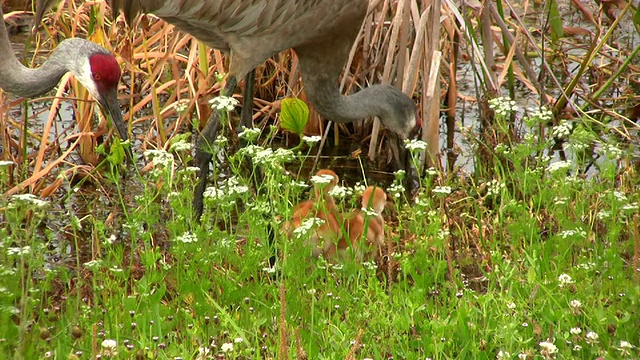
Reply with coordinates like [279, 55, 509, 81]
[111, 0, 420, 217]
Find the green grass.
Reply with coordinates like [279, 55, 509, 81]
[1, 98, 639, 359]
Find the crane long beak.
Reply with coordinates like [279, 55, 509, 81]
[98, 90, 128, 141]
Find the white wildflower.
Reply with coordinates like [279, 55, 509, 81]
[361, 207, 378, 217]
[238, 127, 261, 142]
[558, 228, 586, 239]
[570, 327, 582, 335]
[84, 259, 103, 269]
[144, 149, 174, 167]
[432, 186, 452, 195]
[10, 194, 48, 208]
[486, 179, 505, 197]
[489, 97, 519, 118]
[569, 299, 582, 309]
[585, 331, 599, 345]
[525, 106, 553, 127]
[196, 347, 210, 360]
[552, 120, 571, 139]
[302, 135, 322, 145]
[618, 341, 634, 356]
[292, 217, 325, 239]
[105, 234, 117, 245]
[209, 96, 239, 111]
[310, 173, 336, 185]
[546, 161, 572, 174]
[214, 135, 228, 147]
[558, 273, 574, 287]
[612, 191, 628, 202]
[6, 246, 32, 256]
[173, 99, 189, 114]
[220, 342, 234, 352]
[169, 138, 193, 153]
[404, 139, 428, 151]
[539, 341, 558, 359]
[101, 339, 117, 356]
[363, 261, 378, 270]
[596, 210, 611, 220]
[328, 185, 350, 198]
[175, 232, 198, 243]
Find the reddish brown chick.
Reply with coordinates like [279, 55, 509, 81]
[338, 186, 387, 261]
[285, 169, 343, 258]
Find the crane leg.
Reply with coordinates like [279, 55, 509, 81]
[193, 76, 239, 219]
[239, 69, 255, 129]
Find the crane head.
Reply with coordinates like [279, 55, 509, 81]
[77, 52, 127, 141]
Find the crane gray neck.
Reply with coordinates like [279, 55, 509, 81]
[0, 9, 106, 98]
[303, 76, 417, 139]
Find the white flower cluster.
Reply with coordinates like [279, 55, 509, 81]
[596, 143, 623, 160]
[539, 340, 558, 358]
[209, 95, 239, 111]
[302, 135, 322, 145]
[310, 173, 336, 185]
[489, 96, 519, 118]
[432, 186, 452, 195]
[546, 160, 572, 174]
[292, 217, 325, 239]
[9, 194, 48, 209]
[328, 185, 351, 199]
[203, 176, 249, 207]
[552, 120, 571, 139]
[557, 228, 586, 239]
[558, 273, 574, 287]
[238, 127, 261, 143]
[238, 145, 295, 168]
[404, 139, 428, 152]
[485, 179, 505, 197]
[494, 143, 511, 155]
[175, 231, 198, 243]
[144, 149, 174, 168]
[174, 99, 190, 114]
[526, 106, 553, 126]
[169, 138, 193, 153]
[6, 246, 32, 256]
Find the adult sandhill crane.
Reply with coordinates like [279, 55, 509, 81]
[108, 0, 420, 217]
[32, 0, 420, 218]
[0, 5, 127, 141]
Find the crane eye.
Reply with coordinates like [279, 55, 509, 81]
[94, 74, 102, 81]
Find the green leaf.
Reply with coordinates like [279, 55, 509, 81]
[547, 0, 564, 43]
[280, 97, 309, 136]
[106, 138, 126, 166]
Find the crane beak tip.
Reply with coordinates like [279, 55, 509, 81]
[98, 91, 128, 141]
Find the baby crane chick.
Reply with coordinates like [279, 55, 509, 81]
[286, 169, 343, 258]
[338, 186, 387, 260]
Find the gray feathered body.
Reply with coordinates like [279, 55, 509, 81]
[113, 0, 417, 138]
